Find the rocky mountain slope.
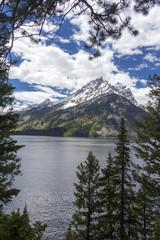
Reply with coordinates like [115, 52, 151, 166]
[17, 78, 146, 137]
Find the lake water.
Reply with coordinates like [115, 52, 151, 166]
[5, 135, 138, 240]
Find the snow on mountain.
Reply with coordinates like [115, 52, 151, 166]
[114, 82, 138, 106]
[39, 98, 54, 107]
[18, 77, 146, 137]
[61, 77, 138, 109]
[34, 77, 139, 112]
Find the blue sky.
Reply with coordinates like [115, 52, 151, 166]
[9, 3, 160, 110]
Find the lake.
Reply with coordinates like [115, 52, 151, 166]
[5, 135, 138, 240]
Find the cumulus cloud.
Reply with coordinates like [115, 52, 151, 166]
[128, 63, 149, 71]
[10, 39, 119, 91]
[13, 89, 62, 110]
[10, 33, 150, 107]
[70, 15, 91, 45]
[132, 87, 150, 106]
[144, 53, 160, 63]
[10, 3, 160, 108]
[14, 91, 52, 104]
[104, 5, 160, 56]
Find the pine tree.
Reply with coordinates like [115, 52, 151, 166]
[134, 174, 156, 239]
[0, 206, 47, 240]
[0, 73, 22, 208]
[98, 152, 115, 239]
[0, 68, 23, 211]
[152, 214, 160, 240]
[112, 118, 136, 240]
[0, 11, 22, 210]
[65, 151, 101, 240]
[134, 74, 160, 238]
[134, 74, 160, 198]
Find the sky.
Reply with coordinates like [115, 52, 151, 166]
[9, 2, 160, 110]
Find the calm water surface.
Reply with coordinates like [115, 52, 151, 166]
[5, 135, 138, 240]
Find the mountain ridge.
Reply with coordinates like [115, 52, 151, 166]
[17, 77, 146, 137]
[37, 77, 140, 110]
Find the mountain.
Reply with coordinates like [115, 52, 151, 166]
[16, 77, 146, 137]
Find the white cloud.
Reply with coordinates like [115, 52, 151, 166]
[132, 87, 150, 106]
[10, 33, 150, 106]
[70, 15, 91, 45]
[128, 63, 148, 71]
[57, 36, 71, 43]
[144, 53, 160, 63]
[104, 5, 160, 56]
[10, 2, 160, 108]
[10, 39, 119, 91]
[14, 90, 59, 105]
[155, 62, 160, 67]
[34, 85, 66, 98]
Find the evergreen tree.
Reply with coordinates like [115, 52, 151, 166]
[152, 215, 160, 240]
[65, 151, 101, 240]
[134, 74, 160, 197]
[0, 69, 22, 210]
[134, 74, 160, 238]
[0, 206, 47, 240]
[134, 174, 156, 239]
[0, 19, 23, 210]
[98, 152, 115, 239]
[112, 118, 136, 240]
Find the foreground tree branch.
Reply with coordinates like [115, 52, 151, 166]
[1, 0, 159, 61]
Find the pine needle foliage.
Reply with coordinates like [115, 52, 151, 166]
[134, 74, 160, 202]
[112, 118, 136, 240]
[0, 68, 23, 211]
[0, 10, 23, 211]
[0, 77, 22, 209]
[65, 151, 101, 240]
[134, 174, 156, 239]
[134, 74, 160, 239]
[98, 152, 115, 239]
[0, 206, 47, 240]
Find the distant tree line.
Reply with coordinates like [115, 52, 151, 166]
[64, 75, 160, 240]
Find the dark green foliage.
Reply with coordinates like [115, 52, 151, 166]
[134, 174, 156, 239]
[98, 152, 115, 239]
[0, 69, 22, 210]
[111, 118, 136, 239]
[65, 114, 160, 239]
[0, 1, 23, 210]
[152, 214, 160, 240]
[65, 151, 101, 240]
[0, 207, 47, 240]
[134, 74, 160, 201]
[0, 6, 23, 210]
[134, 74, 160, 239]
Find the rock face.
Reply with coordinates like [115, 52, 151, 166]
[17, 78, 146, 137]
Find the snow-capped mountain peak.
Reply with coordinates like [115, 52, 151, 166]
[62, 77, 138, 109]
[38, 98, 55, 108]
[114, 83, 138, 106]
